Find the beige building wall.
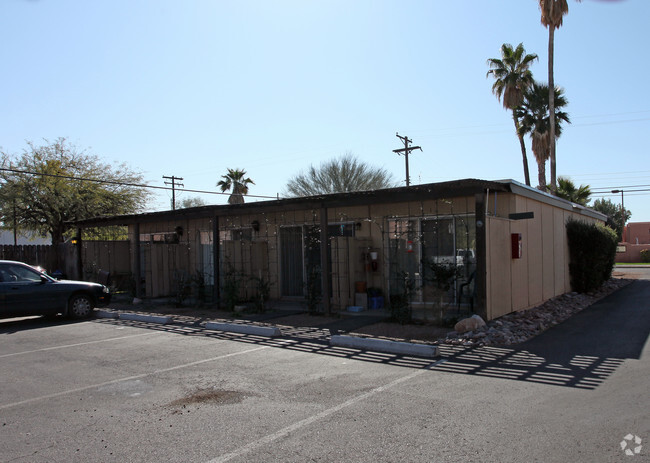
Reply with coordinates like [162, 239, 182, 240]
[121, 189, 604, 318]
[486, 194, 602, 320]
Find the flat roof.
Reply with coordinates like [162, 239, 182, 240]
[71, 178, 606, 227]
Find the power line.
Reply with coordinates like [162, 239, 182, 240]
[0, 167, 278, 201]
[591, 184, 650, 192]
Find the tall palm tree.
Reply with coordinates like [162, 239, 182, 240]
[516, 83, 570, 191]
[217, 168, 254, 204]
[487, 43, 538, 186]
[538, 0, 581, 193]
[555, 176, 591, 205]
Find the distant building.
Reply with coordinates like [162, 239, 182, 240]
[0, 229, 50, 246]
[622, 222, 650, 245]
[616, 222, 650, 263]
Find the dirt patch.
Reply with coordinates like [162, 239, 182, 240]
[168, 389, 249, 407]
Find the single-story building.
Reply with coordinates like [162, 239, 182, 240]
[72, 178, 606, 321]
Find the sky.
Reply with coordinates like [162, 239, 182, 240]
[1, 0, 649, 221]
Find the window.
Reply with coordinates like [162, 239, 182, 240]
[0, 263, 42, 283]
[387, 215, 476, 304]
[220, 228, 252, 242]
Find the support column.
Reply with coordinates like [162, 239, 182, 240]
[76, 227, 83, 280]
[133, 223, 142, 298]
[213, 216, 220, 307]
[474, 193, 487, 321]
[320, 205, 331, 315]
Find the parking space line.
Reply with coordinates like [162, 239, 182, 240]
[0, 345, 269, 410]
[0, 331, 163, 358]
[206, 364, 434, 463]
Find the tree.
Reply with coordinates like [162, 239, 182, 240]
[487, 43, 538, 186]
[538, 0, 581, 193]
[555, 176, 591, 205]
[179, 197, 206, 209]
[0, 138, 150, 244]
[592, 198, 631, 241]
[285, 153, 397, 197]
[217, 168, 254, 204]
[516, 83, 570, 191]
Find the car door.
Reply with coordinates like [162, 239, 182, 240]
[0, 263, 60, 317]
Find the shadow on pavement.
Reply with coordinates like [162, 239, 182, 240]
[433, 281, 650, 389]
[87, 280, 649, 390]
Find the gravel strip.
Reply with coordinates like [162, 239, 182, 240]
[442, 278, 632, 347]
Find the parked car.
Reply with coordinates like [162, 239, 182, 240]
[456, 249, 476, 265]
[0, 260, 111, 319]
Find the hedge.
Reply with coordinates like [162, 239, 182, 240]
[566, 219, 618, 293]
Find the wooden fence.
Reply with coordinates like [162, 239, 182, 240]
[0, 245, 58, 270]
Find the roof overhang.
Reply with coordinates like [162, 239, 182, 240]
[70, 178, 607, 228]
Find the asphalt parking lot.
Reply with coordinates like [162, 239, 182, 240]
[1, 277, 648, 462]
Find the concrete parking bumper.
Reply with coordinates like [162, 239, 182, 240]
[205, 322, 282, 337]
[330, 334, 439, 358]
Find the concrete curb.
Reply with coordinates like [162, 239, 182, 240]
[330, 335, 438, 358]
[205, 322, 282, 337]
[118, 313, 173, 324]
[95, 310, 119, 319]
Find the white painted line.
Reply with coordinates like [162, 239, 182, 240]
[0, 346, 269, 410]
[0, 332, 162, 359]
[330, 335, 439, 358]
[205, 322, 282, 337]
[206, 366, 431, 463]
[119, 313, 173, 324]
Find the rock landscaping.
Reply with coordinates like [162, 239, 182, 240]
[442, 278, 632, 347]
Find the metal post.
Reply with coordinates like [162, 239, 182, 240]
[474, 193, 487, 321]
[320, 205, 331, 315]
[612, 189, 625, 240]
[133, 223, 142, 298]
[213, 216, 220, 307]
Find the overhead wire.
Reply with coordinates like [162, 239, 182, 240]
[0, 167, 279, 201]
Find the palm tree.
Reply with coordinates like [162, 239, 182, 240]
[516, 83, 570, 191]
[217, 168, 254, 204]
[538, 0, 581, 193]
[487, 43, 538, 186]
[555, 176, 591, 205]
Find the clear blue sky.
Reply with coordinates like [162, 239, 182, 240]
[2, 0, 649, 221]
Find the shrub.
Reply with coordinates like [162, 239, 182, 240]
[566, 219, 618, 293]
[641, 249, 650, 263]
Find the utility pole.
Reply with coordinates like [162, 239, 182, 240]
[392, 132, 422, 187]
[163, 175, 184, 210]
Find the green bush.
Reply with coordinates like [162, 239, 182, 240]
[641, 249, 650, 263]
[566, 219, 618, 293]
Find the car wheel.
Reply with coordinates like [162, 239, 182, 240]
[68, 294, 94, 319]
